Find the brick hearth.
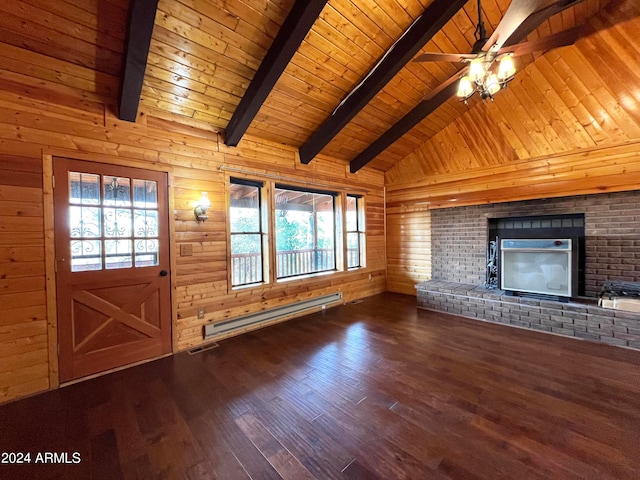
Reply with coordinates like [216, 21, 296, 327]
[416, 280, 640, 351]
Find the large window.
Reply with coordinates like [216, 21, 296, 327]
[230, 179, 265, 287]
[346, 194, 365, 268]
[228, 177, 365, 287]
[275, 185, 335, 279]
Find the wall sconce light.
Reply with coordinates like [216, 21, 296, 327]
[194, 192, 211, 222]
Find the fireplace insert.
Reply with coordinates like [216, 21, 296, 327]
[500, 239, 573, 298]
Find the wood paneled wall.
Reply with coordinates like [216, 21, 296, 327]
[0, 91, 385, 404]
[0, 159, 48, 403]
[386, 206, 431, 295]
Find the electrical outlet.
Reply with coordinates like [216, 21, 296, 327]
[197, 308, 205, 319]
[368, 273, 372, 281]
[180, 244, 193, 256]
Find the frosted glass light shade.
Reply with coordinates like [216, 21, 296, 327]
[457, 76, 474, 98]
[485, 74, 501, 95]
[468, 58, 485, 82]
[498, 55, 516, 80]
[497, 55, 516, 80]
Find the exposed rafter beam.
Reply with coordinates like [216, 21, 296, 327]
[225, 0, 328, 147]
[298, 0, 469, 165]
[118, 0, 159, 122]
[349, 0, 586, 173]
[349, 74, 462, 173]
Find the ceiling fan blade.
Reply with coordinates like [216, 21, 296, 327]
[502, 0, 585, 48]
[414, 52, 476, 63]
[499, 25, 583, 57]
[483, 0, 577, 51]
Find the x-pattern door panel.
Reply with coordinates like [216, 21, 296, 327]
[54, 158, 171, 382]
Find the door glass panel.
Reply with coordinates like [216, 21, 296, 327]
[135, 239, 159, 267]
[104, 208, 132, 238]
[70, 206, 101, 238]
[104, 176, 131, 206]
[105, 239, 133, 269]
[69, 172, 100, 205]
[134, 210, 158, 238]
[133, 179, 157, 208]
[68, 172, 161, 272]
[71, 240, 102, 271]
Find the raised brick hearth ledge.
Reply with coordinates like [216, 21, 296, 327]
[416, 280, 640, 351]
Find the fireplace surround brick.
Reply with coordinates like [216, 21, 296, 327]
[431, 190, 640, 297]
[422, 190, 640, 350]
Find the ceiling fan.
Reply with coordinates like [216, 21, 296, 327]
[414, 0, 584, 102]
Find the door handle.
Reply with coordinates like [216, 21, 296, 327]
[159, 270, 168, 277]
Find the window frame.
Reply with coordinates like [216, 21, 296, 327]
[229, 177, 268, 288]
[226, 175, 366, 290]
[273, 183, 337, 280]
[345, 194, 366, 269]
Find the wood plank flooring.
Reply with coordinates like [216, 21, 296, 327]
[1, 292, 640, 479]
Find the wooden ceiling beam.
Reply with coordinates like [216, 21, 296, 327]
[298, 0, 469, 165]
[349, 74, 462, 173]
[224, 0, 328, 147]
[349, 0, 587, 173]
[118, 0, 159, 122]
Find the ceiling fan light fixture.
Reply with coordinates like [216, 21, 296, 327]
[468, 58, 485, 82]
[456, 75, 475, 99]
[485, 73, 501, 95]
[497, 54, 516, 80]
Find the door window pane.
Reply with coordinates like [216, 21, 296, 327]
[105, 240, 133, 269]
[135, 239, 159, 267]
[70, 206, 101, 238]
[69, 172, 101, 205]
[104, 208, 132, 238]
[134, 210, 158, 238]
[133, 179, 157, 208]
[71, 240, 102, 271]
[69, 172, 160, 271]
[104, 176, 131, 206]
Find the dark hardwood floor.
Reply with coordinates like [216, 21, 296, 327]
[1, 292, 640, 479]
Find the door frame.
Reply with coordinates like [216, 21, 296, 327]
[43, 150, 177, 388]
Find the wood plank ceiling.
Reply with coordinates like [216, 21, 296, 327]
[1, 0, 635, 175]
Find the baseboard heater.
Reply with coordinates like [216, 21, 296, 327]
[203, 292, 343, 339]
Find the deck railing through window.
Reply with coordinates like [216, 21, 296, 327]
[232, 248, 359, 285]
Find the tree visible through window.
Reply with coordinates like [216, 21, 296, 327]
[230, 179, 264, 286]
[275, 186, 335, 278]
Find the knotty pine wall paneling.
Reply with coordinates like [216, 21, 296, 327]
[0, 98, 385, 405]
[386, 205, 431, 295]
[0, 158, 49, 403]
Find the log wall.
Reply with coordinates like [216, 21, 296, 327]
[0, 94, 385, 404]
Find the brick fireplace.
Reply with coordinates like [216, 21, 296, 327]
[430, 190, 640, 298]
[416, 190, 640, 350]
